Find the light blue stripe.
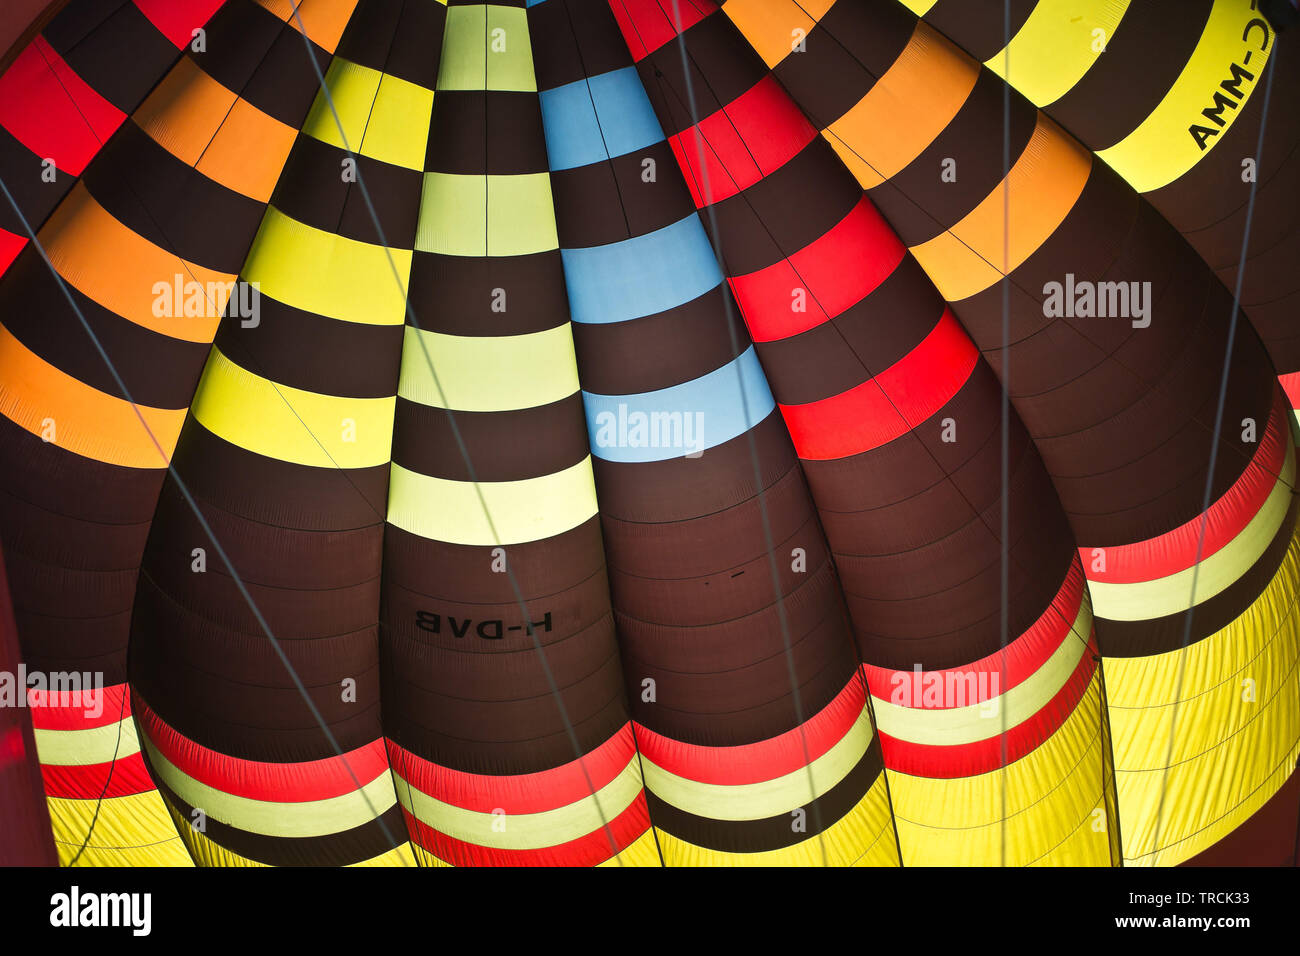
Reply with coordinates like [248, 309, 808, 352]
[583, 347, 775, 463]
[561, 216, 723, 324]
[539, 68, 664, 170]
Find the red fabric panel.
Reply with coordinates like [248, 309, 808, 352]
[40, 749, 156, 800]
[608, 0, 712, 61]
[132, 0, 226, 49]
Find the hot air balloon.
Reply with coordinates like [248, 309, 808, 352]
[0, 0, 1295, 868]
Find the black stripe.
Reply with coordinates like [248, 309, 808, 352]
[426, 90, 548, 176]
[408, 250, 569, 335]
[44, 0, 176, 113]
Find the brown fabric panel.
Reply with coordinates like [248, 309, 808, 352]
[528, 0, 632, 92]
[1181, 765, 1300, 866]
[148, 769, 409, 866]
[1046, 0, 1215, 151]
[571, 284, 746, 396]
[0, 245, 210, 409]
[617, 559, 859, 747]
[390, 393, 591, 483]
[408, 251, 569, 336]
[772, 0, 912, 130]
[1096, 495, 1299, 658]
[920, 0, 1037, 64]
[171, 423, 390, 531]
[42, 0, 176, 113]
[83, 121, 266, 274]
[383, 517, 606, 606]
[707, 138, 861, 276]
[872, 68, 1039, 246]
[643, 736, 885, 852]
[425, 91, 549, 176]
[0, 124, 73, 237]
[214, 294, 405, 400]
[755, 255, 946, 405]
[591, 407, 797, 524]
[550, 140, 697, 248]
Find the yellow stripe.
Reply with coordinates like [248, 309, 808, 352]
[656, 773, 900, 866]
[596, 827, 664, 867]
[899, 0, 938, 14]
[1106, 522, 1300, 866]
[871, 595, 1091, 745]
[415, 173, 559, 256]
[303, 59, 434, 170]
[242, 207, 412, 325]
[888, 674, 1115, 866]
[985, 0, 1131, 107]
[1089, 447, 1295, 621]
[387, 458, 598, 546]
[140, 734, 398, 839]
[394, 758, 642, 851]
[190, 348, 395, 468]
[1097, 0, 1272, 191]
[642, 707, 873, 821]
[48, 791, 194, 866]
[34, 718, 141, 767]
[398, 324, 580, 411]
[438, 5, 537, 92]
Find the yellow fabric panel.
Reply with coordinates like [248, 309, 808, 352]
[416, 172, 487, 255]
[1089, 450, 1295, 621]
[438, 5, 537, 92]
[596, 827, 663, 867]
[302, 58, 381, 151]
[872, 596, 1091, 745]
[900, 0, 939, 14]
[1106, 525, 1300, 865]
[911, 114, 1092, 301]
[722, 0, 835, 69]
[824, 23, 979, 189]
[641, 707, 873, 821]
[0, 323, 183, 468]
[41, 184, 231, 342]
[887, 675, 1113, 866]
[387, 458, 599, 546]
[49, 792, 193, 867]
[363, 72, 436, 170]
[1096, 0, 1271, 191]
[656, 772, 900, 866]
[141, 734, 400, 839]
[488, 174, 559, 255]
[189, 348, 396, 468]
[397, 324, 579, 412]
[986, 0, 1131, 107]
[242, 207, 411, 325]
[34, 718, 141, 767]
[393, 758, 643, 851]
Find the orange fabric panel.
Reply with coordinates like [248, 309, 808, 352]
[255, 0, 358, 52]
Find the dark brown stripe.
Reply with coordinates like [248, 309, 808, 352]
[391, 393, 590, 482]
[271, 133, 423, 247]
[550, 139, 696, 248]
[0, 244, 210, 408]
[572, 283, 746, 396]
[0, 123, 71, 236]
[84, 120, 265, 274]
[921, 0, 1036, 63]
[408, 250, 569, 335]
[43, 0, 176, 113]
[528, 0, 632, 92]
[425, 90, 548, 176]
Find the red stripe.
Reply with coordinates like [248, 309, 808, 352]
[135, 696, 390, 802]
[634, 673, 866, 785]
[387, 724, 637, 815]
[1081, 390, 1290, 584]
[608, 0, 713, 61]
[878, 649, 1098, 778]
[669, 76, 816, 206]
[0, 228, 24, 274]
[863, 556, 1087, 705]
[41, 750, 156, 800]
[132, 0, 225, 49]
[0, 37, 124, 175]
[402, 791, 653, 866]
[729, 197, 906, 340]
[779, 308, 977, 459]
[1280, 372, 1300, 411]
[27, 682, 129, 731]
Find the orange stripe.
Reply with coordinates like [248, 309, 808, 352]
[826, 22, 979, 189]
[39, 183, 232, 343]
[134, 59, 295, 202]
[0, 323, 181, 467]
[910, 113, 1092, 301]
[256, 0, 358, 53]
